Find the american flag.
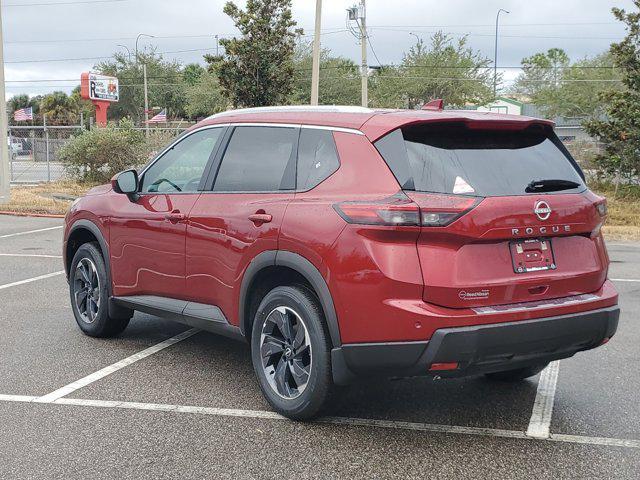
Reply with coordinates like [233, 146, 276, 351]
[147, 109, 167, 123]
[14, 107, 33, 121]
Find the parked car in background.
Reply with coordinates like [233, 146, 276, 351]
[63, 105, 620, 419]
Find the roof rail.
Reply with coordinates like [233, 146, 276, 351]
[206, 105, 374, 120]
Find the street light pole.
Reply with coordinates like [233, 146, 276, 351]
[143, 64, 149, 137]
[135, 33, 155, 63]
[494, 8, 509, 97]
[310, 0, 322, 106]
[0, 1, 10, 205]
[117, 44, 132, 62]
[136, 33, 154, 133]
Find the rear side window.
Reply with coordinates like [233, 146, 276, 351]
[374, 124, 585, 197]
[296, 129, 340, 190]
[214, 126, 297, 192]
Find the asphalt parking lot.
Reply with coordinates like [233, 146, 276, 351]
[0, 215, 639, 479]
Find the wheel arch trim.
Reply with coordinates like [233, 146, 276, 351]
[66, 219, 111, 292]
[239, 250, 342, 347]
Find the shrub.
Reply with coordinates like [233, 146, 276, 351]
[59, 119, 148, 183]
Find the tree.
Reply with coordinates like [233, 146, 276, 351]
[512, 48, 570, 99]
[96, 49, 187, 122]
[70, 86, 95, 126]
[185, 71, 228, 119]
[512, 49, 621, 118]
[584, 1, 640, 179]
[205, 0, 302, 107]
[40, 91, 79, 125]
[370, 33, 494, 109]
[183, 63, 206, 87]
[290, 41, 360, 105]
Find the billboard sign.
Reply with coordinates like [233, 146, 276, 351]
[81, 73, 119, 102]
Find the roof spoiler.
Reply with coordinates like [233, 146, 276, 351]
[421, 99, 444, 111]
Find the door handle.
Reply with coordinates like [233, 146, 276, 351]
[248, 213, 272, 225]
[165, 211, 186, 223]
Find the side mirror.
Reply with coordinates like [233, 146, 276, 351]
[112, 169, 139, 201]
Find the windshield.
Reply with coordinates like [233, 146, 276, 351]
[374, 123, 585, 197]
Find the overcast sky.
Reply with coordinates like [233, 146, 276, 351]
[2, 0, 635, 98]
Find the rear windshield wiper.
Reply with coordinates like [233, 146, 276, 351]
[525, 179, 581, 193]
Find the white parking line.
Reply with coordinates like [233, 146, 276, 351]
[35, 328, 200, 403]
[526, 361, 560, 439]
[611, 278, 640, 283]
[0, 271, 65, 291]
[0, 226, 63, 239]
[0, 253, 62, 259]
[0, 394, 637, 449]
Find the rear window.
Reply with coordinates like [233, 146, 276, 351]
[374, 123, 585, 197]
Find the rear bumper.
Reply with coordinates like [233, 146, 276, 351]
[331, 305, 620, 385]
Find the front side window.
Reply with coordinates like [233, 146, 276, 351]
[141, 127, 223, 193]
[213, 126, 297, 192]
[296, 129, 340, 190]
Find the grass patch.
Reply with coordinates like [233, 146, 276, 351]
[1, 181, 96, 216]
[591, 182, 640, 242]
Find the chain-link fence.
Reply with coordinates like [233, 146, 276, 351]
[7, 125, 190, 184]
[8, 126, 83, 184]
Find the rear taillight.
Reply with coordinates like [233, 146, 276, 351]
[592, 198, 608, 238]
[406, 192, 483, 227]
[334, 192, 482, 227]
[596, 199, 608, 218]
[333, 193, 420, 226]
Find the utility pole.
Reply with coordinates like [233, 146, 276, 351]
[215, 35, 219, 56]
[494, 8, 509, 97]
[143, 64, 149, 137]
[0, 1, 9, 205]
[310, 0, 322, 106]
[359, 0, 368, 107]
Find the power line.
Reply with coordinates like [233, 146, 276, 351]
[369, 27, 622, 41]
[4, 63, 623, 83]
[5, 29, 346, 45]
[368, 22, 620, 28]
[5, 0, 127, 6]
[5, 47, 218, 64]
[366, 36, 382, 67]
[298, 75, 623, 83]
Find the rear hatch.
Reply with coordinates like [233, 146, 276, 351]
[375, 121, 609, 309]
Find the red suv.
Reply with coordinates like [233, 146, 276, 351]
[63, 106, 619, 419]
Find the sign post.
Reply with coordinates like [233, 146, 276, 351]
[80, 72, 119, 127]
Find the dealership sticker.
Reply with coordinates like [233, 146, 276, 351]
[458, 289, 490, 300]
[453, 176, 475, 194]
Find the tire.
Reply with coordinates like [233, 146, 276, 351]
[485, 363, 549, 382]
[69, 242, 131, 338]
[251, 285, 333, 420]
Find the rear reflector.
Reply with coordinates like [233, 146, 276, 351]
[429, 362, 459, 371]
